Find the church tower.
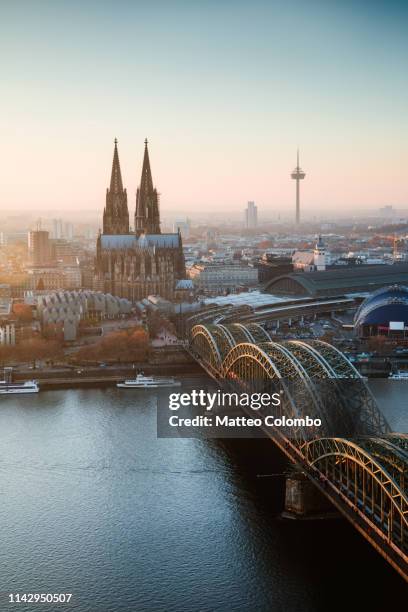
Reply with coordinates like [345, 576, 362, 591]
[314, 235, 326, 271]
[103, 139, 129, 234]
[135, 139, 161, 236]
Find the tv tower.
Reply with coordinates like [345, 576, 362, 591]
[291, 150, 306, 224]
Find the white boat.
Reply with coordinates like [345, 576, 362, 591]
[389, 370, 408, 380]
[117, 373, 181, 388]
[0, 380, 39, 394]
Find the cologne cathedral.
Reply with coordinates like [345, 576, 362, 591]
[94, 139, 185, 301]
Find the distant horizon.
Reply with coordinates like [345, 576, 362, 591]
[1, 203, 408, 234]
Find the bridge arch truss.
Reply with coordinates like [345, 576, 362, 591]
[306, 437, 408, 556]
[188, 322, 406, 578]
[190, 323, 408, 578]
[190, 323, 390, 438]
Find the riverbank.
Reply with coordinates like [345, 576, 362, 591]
[13, 363, 205, 389]
[5, 345, 205, 389]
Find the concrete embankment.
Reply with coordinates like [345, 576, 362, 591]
[14, 364, 205, 389]
[13, 348, 205, 389]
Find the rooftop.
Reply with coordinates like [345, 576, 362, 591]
[204, 290, 290, 308]
[264, 263, 408, 297]
[100, 233, 180, 250]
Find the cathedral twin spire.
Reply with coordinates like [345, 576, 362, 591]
[110, 138, 124, 193]
[103, 139, 160, 236]
[103, 139, 129, 234]
[135, 139, 161, 236]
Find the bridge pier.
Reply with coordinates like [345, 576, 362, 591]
[282, 472, 338, 520]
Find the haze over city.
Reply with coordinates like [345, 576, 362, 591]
[1, 0, 408, 220]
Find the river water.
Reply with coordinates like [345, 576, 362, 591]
[0, 380, 406, 611]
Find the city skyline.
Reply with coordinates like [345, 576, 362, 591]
[1, 0, 408, 216]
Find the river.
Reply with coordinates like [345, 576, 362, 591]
[0, 379, 406, 611]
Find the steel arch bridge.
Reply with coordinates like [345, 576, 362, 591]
[189, 322, 408, 579]
[190, 322, 271, 374]
[190, 323, 389, 438]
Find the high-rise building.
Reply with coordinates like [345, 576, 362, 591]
[85, 226, 96, 240]
[379, 205, 394, 218]
[244, 201, 258, 229]
[173, 217, 191, 238]
[291, 151, 306, 224]
[95, 139, 185, 301]
[53, 218, 63, 239]
[51, 239, 76, 264]
[28, 230, 51, 265]
[64, 222, 74, 241]
[53, 219, 74, 240]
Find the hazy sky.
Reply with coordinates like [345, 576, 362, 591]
[1, 0, 408, 220]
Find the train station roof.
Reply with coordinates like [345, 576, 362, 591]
[264, 263, 408, 297]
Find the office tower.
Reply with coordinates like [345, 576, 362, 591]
[244, 201, 258, 229]
[64, 222, 74, 240]
[379, 205, 394, 218]
[173, 217, 191, 238]
[28, 230, 50, 265]
[53, 218, 63, 239]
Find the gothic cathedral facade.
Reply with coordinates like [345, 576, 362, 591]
[94, 140, 185, 301]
